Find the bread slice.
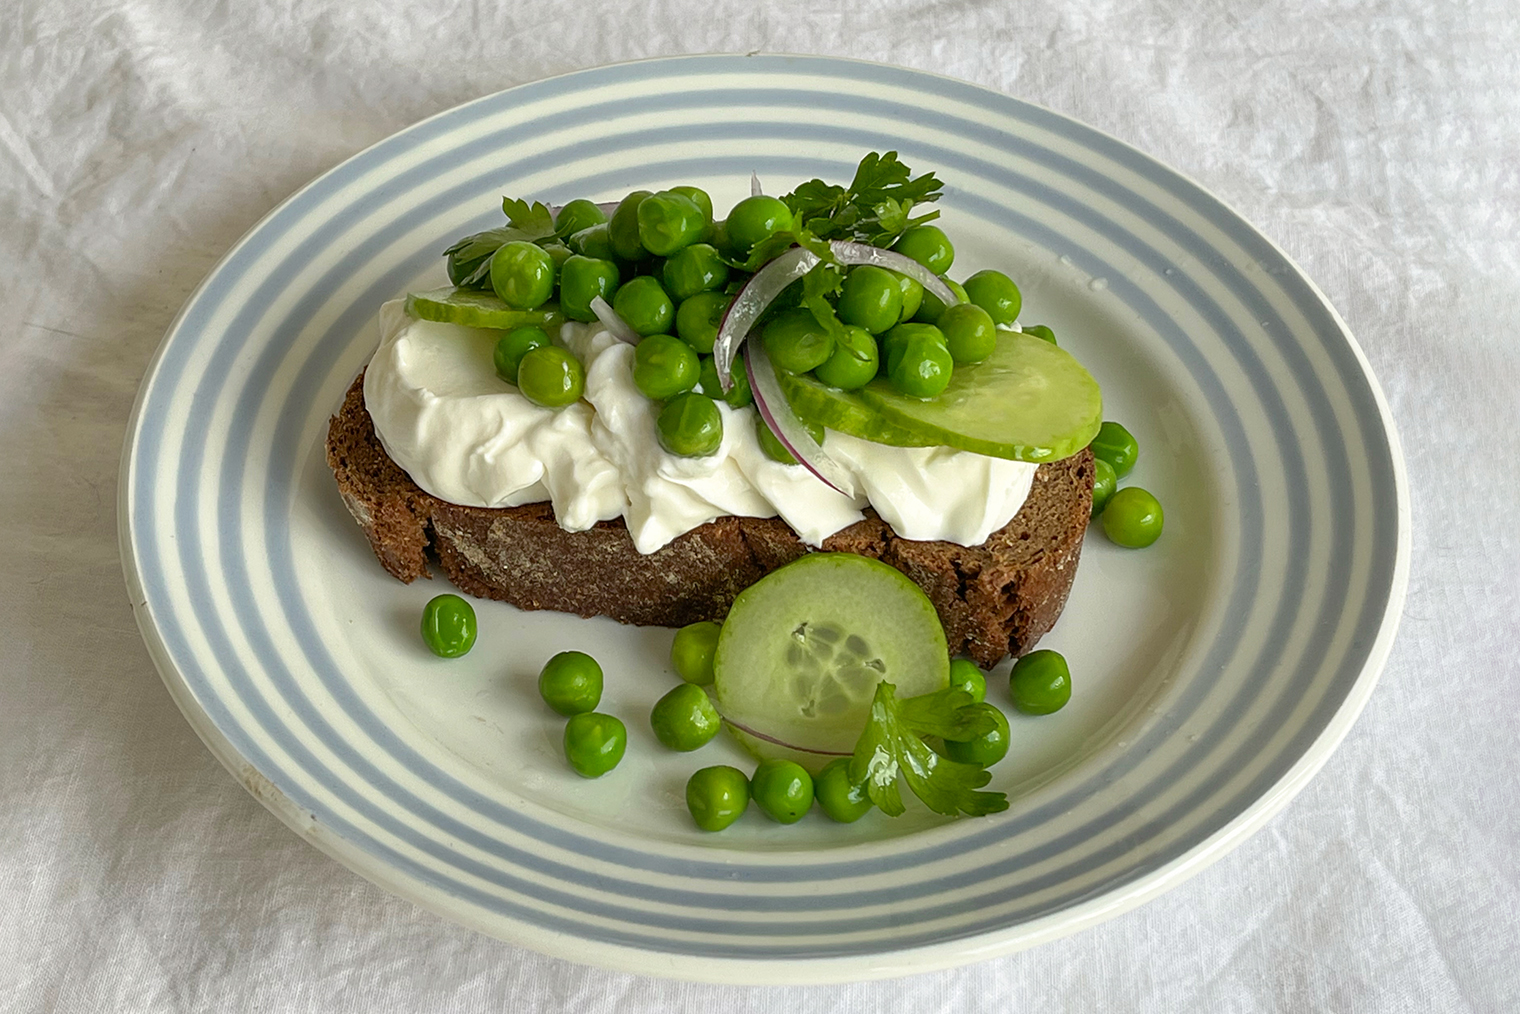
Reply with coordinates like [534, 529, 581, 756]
[327, 372, 1093, 666]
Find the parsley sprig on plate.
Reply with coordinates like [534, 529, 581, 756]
[850, 682, 1009, 818]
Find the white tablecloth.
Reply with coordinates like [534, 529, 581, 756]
[3, 1, 1517, 1010]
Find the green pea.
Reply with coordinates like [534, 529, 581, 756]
[812, 324, 879, 390]
[882, 323, 945, 376]
[657, 391, 723, 457]
[942, 702, 1010, 766]
[638, 190, 707, 257]
[1022, 323, 1057, 345]
[649, 683, 722, 752]
[697, 354, 753, 408]
[633, 334, 700, 401]
[537, 650, 603, 716]
[568, 222, 616, 262]
[814, 757, 873, 823]
[750, 759, 814, 824]
[763, 308, 834, 374]
[963, 269, 1023, 326]
[493, 326, 550, 385]
[608, 190, 653, 262]
[669, 185, 714, 223]
[948, 658, 987, 703]
[1090, 458, 1118, 519]
[754, 413, 795, 464]
[937, 303, 997, 364]
[837, 265, 904, 334]
[1101, 486, 1164, 548]
[489, 240, 555, 310]
[888, 331, 954, 399]
[516, 345, 584, 408]
[541, 241, 573, 271]
[1090, 421, 1139, 478]
[1010, 649, 1072, 715]
[662, 243, 730, 301]
[686, 765, 750, 831]
[706, 218, 735, 258]
[725, 196, 794, 256]
[677, 291, 733, 354]
[558, 255, 620, 323]
[562, 712, 627, 778]
[420, 593, 477, 658]
[913, 277, 968, 325]
[895, 272, 924, 322]
[754, 412, 823, 465]
[554, 198, 607, 238]
[671, 620, 722, 686]
[612, 276, 674, 336]
[892, 225, 955, 275]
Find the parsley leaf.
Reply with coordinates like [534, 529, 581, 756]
[443, 226, 522, 263]
[442, 197, 562, 286]
[500, 197, 557, 239]
[785, 177, 847, 225]
[781, 150, 944, 246]
[442, 226, 534, 287]
[849, 682, 1009, 818]
[899, 688, 998, 741]
[733, 231, 802, 272]
[800, 260, 847, 338]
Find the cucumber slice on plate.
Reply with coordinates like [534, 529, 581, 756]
[714, 553, 949, 772]
[858, 330, 1103, 462]
[406, 286, 566, 331]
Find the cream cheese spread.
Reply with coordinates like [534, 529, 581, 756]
[363, 299, 1038, 554]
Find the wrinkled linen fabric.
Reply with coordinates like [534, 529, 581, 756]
[2, 1, 1518, 1011]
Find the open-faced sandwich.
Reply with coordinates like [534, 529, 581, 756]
[328, 153, 1103, 667]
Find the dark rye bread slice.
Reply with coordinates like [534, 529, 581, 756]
[327, 372, 1093, 666]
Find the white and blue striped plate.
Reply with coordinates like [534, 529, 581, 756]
[119, 56, 1409, 983]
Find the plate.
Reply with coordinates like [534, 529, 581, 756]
[119, 55, 1409, 983]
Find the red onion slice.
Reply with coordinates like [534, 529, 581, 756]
[721, 715, 852, 757]
[746, 341, 860, 499]
[827, 240, 959, 307]
[712, 246, 820, 391]
[589, 295, 639, 345]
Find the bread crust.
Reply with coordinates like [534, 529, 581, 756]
[327, 372, 1092, 665]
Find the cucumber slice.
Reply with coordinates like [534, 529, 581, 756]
[858, 330, 1103, 462]
[714, 553, 949, 771]
[405, 286, 565, 331]
[775, 370, 936, 448]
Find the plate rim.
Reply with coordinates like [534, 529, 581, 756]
[117, 52, 1412, 984]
